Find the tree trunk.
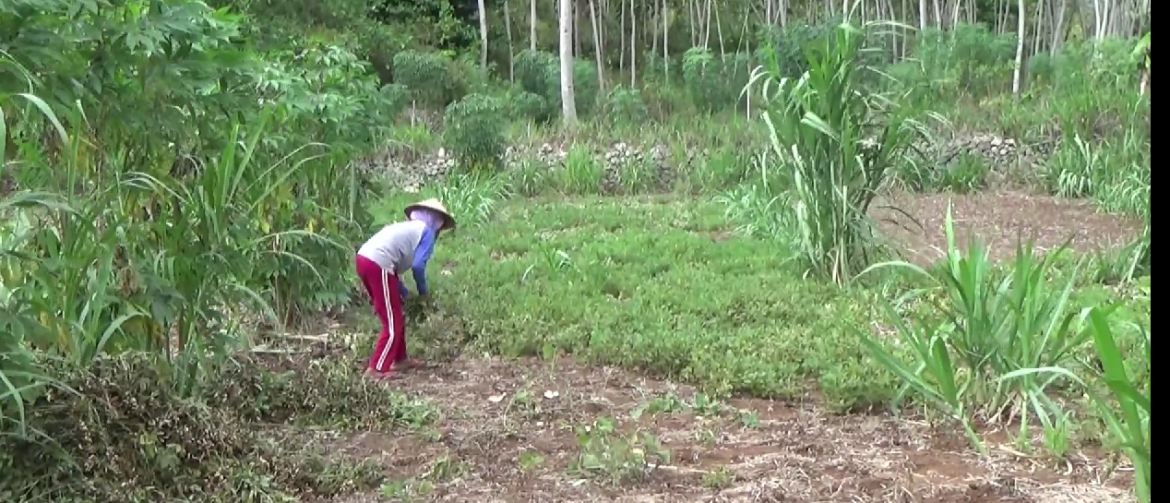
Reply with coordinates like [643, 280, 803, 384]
[588, 0, 605, 92]
[505, 0, 515, 81]
[1012, 0, 1025, 96]
[714, 0, 726, 58]
[702, 0, 712, 48]
[629, 0, 637, 88]
[1050, 0, 1066, 53]
[530, 0, 538, 51]
[574, 0, 582, 57]
[479, 0, 489, 73]
[919, 0, 928, 31]
[619, 0, 627, 72]
[1031, 0, 1044, 56]
[560, 0, 579, 126]
[663, 0, 670, 85]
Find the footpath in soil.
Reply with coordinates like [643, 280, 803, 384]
[329, 356, 1132, 503]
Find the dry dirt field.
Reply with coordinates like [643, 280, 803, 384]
[872, 190, 1144, 265]
[322, 355, 1134, 503]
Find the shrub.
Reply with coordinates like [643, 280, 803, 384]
[682, 48, 749, 112]
[505, 87, 549, 122]
[392, 49, 462, 107]
[512, 50, 600, 120]
[443, 93, 506, 171]
[515, 49, 556, 96]
[604, 86, 650, 125]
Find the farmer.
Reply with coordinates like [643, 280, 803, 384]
[354, 198, 456, 380]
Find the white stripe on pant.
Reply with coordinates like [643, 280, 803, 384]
[374, 268, 396, 371]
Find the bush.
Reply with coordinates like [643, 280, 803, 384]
[515, 49, 556, 96]
[512, 50, 600, 121]
[604, 86, 650, 125]
[906, 26, 1016, 102]
[392, 49, 464, 107]
[443, 93, 507, 171]
[505, 87, 549, 122]
[682, 48, 751, 112]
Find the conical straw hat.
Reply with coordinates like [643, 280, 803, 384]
[403, 198, 457, 231]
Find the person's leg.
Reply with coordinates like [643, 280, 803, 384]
[384, 272, 411, 367]
[356, 256, 394, 375]
[370, 268, 406, 373]
[355, 255, 375, 305]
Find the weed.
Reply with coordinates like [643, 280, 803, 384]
[570, 417, 671, 486]
[702, 466, 734, 489]
[690, 393, 726, 416]
[518, 450, 546, 471]
[630, 391, 685, 419]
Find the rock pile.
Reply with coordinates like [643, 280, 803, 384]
[355, 148, 456, 193]
[930, 132, 1046, 174]
[598, 142, 674, 193]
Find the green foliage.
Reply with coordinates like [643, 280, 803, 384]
[1046, 133, 1149, 217]
[0, 0, 1154, 497]
[756, 21, 838, 79]
[570, 417, 670, 485]
[682, 48, 750, 112]
[0, 3, 392, 490]
[909, 26, 1017, 100]
[442, 93, 506, 171]
[392, 49, 464, 107]
[860, 207, 1094, 455]
[938, 153, 990, 194]
[259, 42, 407, 158]
[603, 86, 650, 125]
[999, 306, 1150, 503]
[511, 50, 599, 121]
[743, 22, 932, 284]
[504, 87, 548, 122]
[385, 197, 899, 409]
[1043, 39, 1145, 140]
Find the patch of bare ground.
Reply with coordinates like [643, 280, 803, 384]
[871, 191, 1143, 266]
[328, 356, 1133, 503]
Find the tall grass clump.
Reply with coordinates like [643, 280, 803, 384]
[740, 21, 933, 284]
[860, 207, 1110, 457]
[1001, 308, 1150, 503]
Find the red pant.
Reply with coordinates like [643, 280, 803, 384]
[355, 254, 407, 372]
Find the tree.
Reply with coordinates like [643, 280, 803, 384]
[530, 0, 538, 51]
[478, 0, 489, 72]
[560, 0, 578, 127]
[1011, 0, 1025, 96]
[588, 0, 604, 92]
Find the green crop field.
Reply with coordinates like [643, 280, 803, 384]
[0, 1, 1149, 502]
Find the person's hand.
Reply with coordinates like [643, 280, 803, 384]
[418, 293, 435, 309]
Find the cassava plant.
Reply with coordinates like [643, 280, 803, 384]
[743, 21, 934, 284]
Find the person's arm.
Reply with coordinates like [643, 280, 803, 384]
[411, 227, 438, 296]
[398, 278, 410, 298]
